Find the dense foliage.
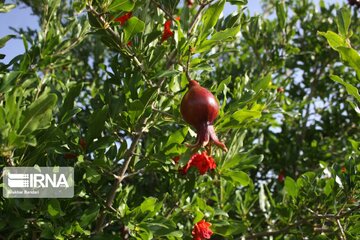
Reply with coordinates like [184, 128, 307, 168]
[0, 0, 359, 239]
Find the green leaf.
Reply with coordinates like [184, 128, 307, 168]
[140, 197, 157, 213]
[212, 220, 246, 236]
[228, 0, 247, 5]
[349, 138, 360, 154]
[222, 153, 263, 170]
[18, 93, 57, 135]
[324, 178, 334, 196]
[0, 4, 16, 13]
[164, 127, 188, 147]
[80, 205, 100, 227]
[108, 0, 135, 12]
[59, 83, 83, 122]
[223, 170, 250, 186]
[248, 16, 260, 40]
[128, 99, 144, 123]
[210, 26, 241, 41]
[196, 26, 241, 53]
[336, 47, 360, 79]
[319, 31, 360, 78]
[318, 31, 347, 49]
[47, 199, 62, 217]
[232, 109, 262, 123]
[330, 75, 360, 102]
[85, 167, 101, 183]
[336, 7, 351, 37]
[253, 73, 271, 92]
[284, 177, 298, 198]
[123, 17, 145, 42]
[199, 0, 225, 41]
[0, 71, 21, 93]
[150, 70, 180, 80]
[142, 218, 182, 237]
[276, 2, 286, 29]
[0, 34, 15, 49]
[149, 46, 166, 68]
[87, 106, 109, 142]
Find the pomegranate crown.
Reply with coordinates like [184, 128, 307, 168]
[188, 80, 199, 88]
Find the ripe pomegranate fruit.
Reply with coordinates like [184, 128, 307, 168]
[180, 80, 227, 152]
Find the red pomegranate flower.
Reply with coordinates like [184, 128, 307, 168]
[341, 166, 347, 173]
[161, 19, 174, 42]
[114, 12, 132, 26]
[180, 151, 216, 175]
[192, 220, 213, 240]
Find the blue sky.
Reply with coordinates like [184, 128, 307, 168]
[0, 0, 340, 63]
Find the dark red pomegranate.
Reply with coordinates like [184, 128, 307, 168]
[180, 80, 227, 152]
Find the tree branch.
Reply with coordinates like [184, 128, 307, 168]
[244, 205, 360, 239]
[187, 1, 213, 36]
[86, 4, 145, 72]
[150, 0, 176, 22]
[94, 57, 173, 234]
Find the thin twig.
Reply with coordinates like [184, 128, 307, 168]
[94, 62, 173, 234]
[187, 1, 212, 36]
[336, 219, 346, 240]
[244, 205, 360, 239]
[95, 128, 144, 232]
[150, 0, 176, 22]
[86, 4, 145, 72]
[185, 46, 192, 82]
[151, 102, 175, 119]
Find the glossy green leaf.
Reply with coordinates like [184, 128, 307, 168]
[0, 71, 21, 93]
[80, 205, 100, 227]
[336, 7, 351, 37]
[284, 177, 298, 198]
[253, 73, 271, 92]
[87, 106, 109, 142]
[85, 167, 101, 183]
[336, 47, 360, 79]
[223, 170, 251, 186]
[276, 2, 286, 29]
[227, 0, 247, 5]
[318, 31, 347, 49]
[232, 109, 262, 123]
[199, 0, 225, 41]
[324, 178, 334, 196]
[59, 83, 83, 122]
[18, 93, 57, 135]
[196, 26, 241, 53]
[0, 4, 15, 13]
[164, 127, 188, 147]
[47, 199, 62, 217]
[140, 197, 157, 213]
[330, 75, 360, 102]
[0, 34, 15, 49]
[123, 17, 145, 42]
[222, 153, 263, 170]
[108, 0, 135, 12]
